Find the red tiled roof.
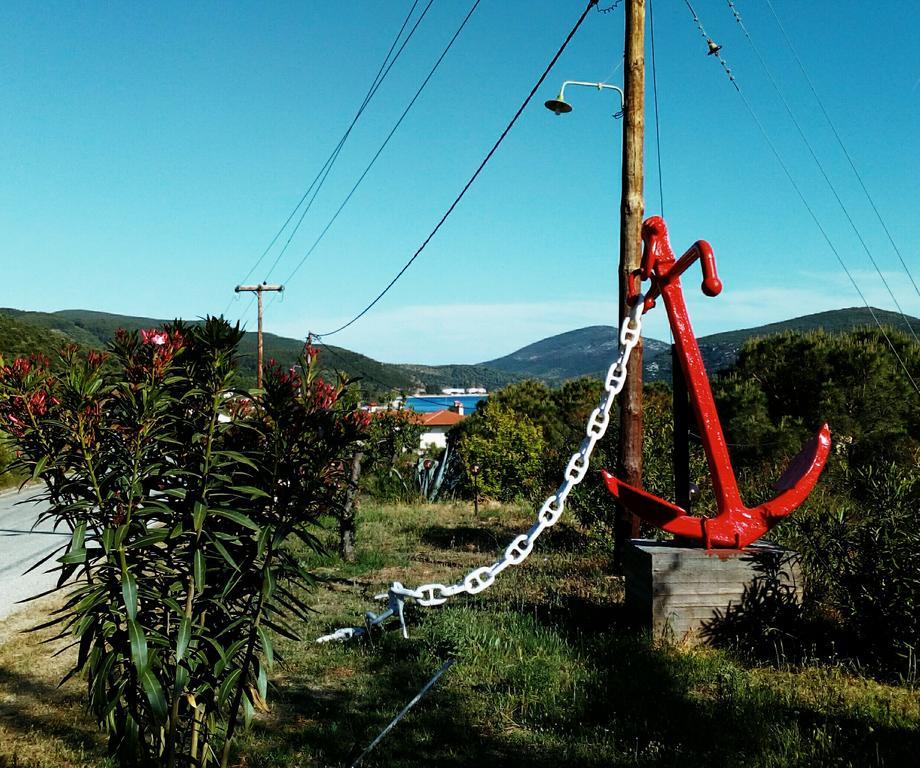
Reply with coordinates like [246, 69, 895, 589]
[419, 409, 466, 427]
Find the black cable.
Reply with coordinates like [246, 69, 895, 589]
[764, 0, 920, 304]
[314, 0, 602, 338]
[649, 0, 665, 217]
[725, 0, 917, 343]
[225, 0, 426, 317]
[274, 0, 483, 295]
[261, 0, 436, 284]
[682, 1, 919, 395]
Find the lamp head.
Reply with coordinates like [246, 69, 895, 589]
[544, 95, 572, 115]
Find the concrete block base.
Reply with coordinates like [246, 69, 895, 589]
[623, 539, 802, 644]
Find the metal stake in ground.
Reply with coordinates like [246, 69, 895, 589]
[350, 658, 456, 767]
[234, 282, 284, 388]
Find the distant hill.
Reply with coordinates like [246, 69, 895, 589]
[2, 306, 914, 392]
[0, 308, 519, 396]
[484, 307, 919, 383]
[0, 313, 76, 361]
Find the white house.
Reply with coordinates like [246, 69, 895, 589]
[417, 402, 466, 449]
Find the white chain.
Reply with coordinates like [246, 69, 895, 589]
[317, 296, 644, 643]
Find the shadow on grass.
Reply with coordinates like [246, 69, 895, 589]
[245, 514, 920, 767]
[581, 634, 920, 767]
[0, 663, 104, 761]
[419, 524, 519, 553]
[238, 645, 542, 768]
[245, 623, 920, 768]
[420, 521, 591, 556]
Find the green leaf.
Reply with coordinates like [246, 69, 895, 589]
[262, 567, 276, 601]
[122, 569, 137, 621]
[257, 626, 273, 667]
[139, 668, 168, 723]
[218, 667, 242, 708]
[210, 537, 240, 571]
[31, 454, 49, 480]
[256, 526, 270, 557]
[243, 691, 254, 727]
[129, 528, 170, 548]
[173, 662, 189, 696]
[216, 450, 260, 471]
[176, 617, 191, 661]
[59, 548, 87, 565]
[230, 485, 271, 500]
[257, 660, 268, 700]
[213, 508, 260, 531]
[193, 501, 207, 532]
[70, 521, 86, 553]
[193, 550, 205, 591]
[127, 619, 148, 672]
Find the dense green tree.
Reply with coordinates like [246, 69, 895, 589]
[454, 402, 545, 503]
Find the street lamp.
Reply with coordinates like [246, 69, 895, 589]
[544, 80, 625, 118]
[544, 73, 642, 568]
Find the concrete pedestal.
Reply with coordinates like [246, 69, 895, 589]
[623, 539, 802, 643]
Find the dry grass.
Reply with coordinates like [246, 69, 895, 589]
[0, 594, 109, 768]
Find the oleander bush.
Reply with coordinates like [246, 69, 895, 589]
[0, 318, 368, 766]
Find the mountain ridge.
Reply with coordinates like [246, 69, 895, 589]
[1, 306, 914, 392]
[483, 307, 918, 383]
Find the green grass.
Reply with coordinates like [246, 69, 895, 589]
[1, 499, 918, 767]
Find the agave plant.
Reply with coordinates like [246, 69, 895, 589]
[0, 319, 367, 766]
[416, 443, 454, 502]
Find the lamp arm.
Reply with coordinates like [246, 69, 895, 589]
[559, 80, 625, 110]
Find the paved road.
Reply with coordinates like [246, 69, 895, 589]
[0, 486, 69, 620]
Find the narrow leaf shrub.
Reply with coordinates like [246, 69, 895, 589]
[0, 319, 368, 766]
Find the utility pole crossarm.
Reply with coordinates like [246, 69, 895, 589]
[234, 282, 285, 389]
[235, 284, 284, 293]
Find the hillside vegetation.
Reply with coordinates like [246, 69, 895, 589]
[1, 306, 916, 393]
[484, 307, 919, 383]
[0, 308, 518, 396]
[0, 313, 76, 361]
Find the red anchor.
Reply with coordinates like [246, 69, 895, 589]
[602, 216, 831, 549]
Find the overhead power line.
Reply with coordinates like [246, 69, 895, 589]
[225, 0, 430, 319]
[763, 0, 920, 304]
[724, 0, 917, 343]
[270, 0, 483, 297]
[314, 339, 484, 411]
[682, 0, 919, 395]
[313, 0, 603, 339]
[260, 0, 437, 284]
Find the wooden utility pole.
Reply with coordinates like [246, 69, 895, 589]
[235, 282, 284, 388]
[614, 0, 646, 567]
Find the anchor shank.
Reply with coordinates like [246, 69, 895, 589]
[658, 277, 744, 514]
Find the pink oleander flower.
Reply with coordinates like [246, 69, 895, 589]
[140, 329, 169, 346]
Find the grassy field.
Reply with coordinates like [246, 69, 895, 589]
[1, 499, 918, 767]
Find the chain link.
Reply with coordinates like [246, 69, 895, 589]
[317, 296, 644, 643]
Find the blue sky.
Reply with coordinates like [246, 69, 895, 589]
[1, 1, 917, 364]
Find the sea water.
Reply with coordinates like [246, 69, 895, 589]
[404, 394, 486, 413]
